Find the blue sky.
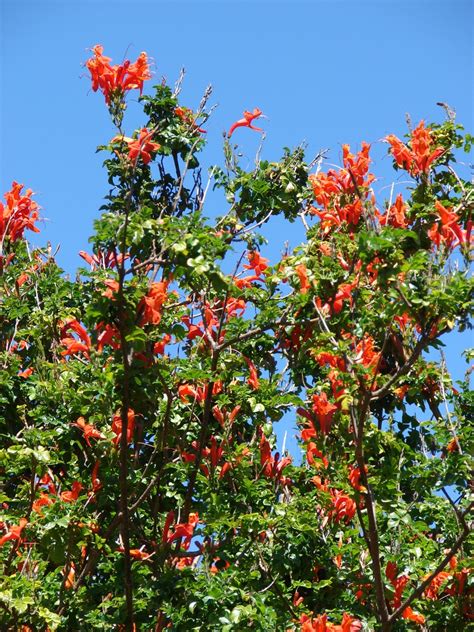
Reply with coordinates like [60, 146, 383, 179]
[1, 0, 472, 453]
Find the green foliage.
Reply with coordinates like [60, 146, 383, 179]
[0, 51, 472, 631]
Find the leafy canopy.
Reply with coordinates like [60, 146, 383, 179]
[0, 45, 472, 631]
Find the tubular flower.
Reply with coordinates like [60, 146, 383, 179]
[62, 562, 76, 589]
[353, 334, 380, 373]
[311, 392, 338, 434]
[402, 607, 425, 625]
[308, 143, 375, 234]
[306, 442, 329, 469]
[72, 416, 105, 447]
[79, 248, 126, 270]
[111, 408, 136, 447]
[60, 482, 83, 503]
[32, 492, 55, 515]
[86, 45, 151, 104]
[296, 263, 310, 294]
[329, 489, 357, 523]
[0, 518, 28, 547]
[298, 612, 362, 631]
[385, 120, 444, 177]
[348, 464, 367, 492]
[118, 546, 152, 561]
[18, 367, 33, 378]
[423, 571, 451, 599]
[175, 106, 206, 134]
[111, 127, 160, 165]
[228, 108, 264, 137]
[259, 432, 292, 482]
[244, 356, 260, 390]
[0, 182, 40, 245]
[39, 473, 57, 495]
[138, 281, 169, 325]
[96, 322, 121, 353]
[164, 513, 200, 549]
[243, 251, 269, 276]
[91, 460, 102, 494]
[380, 193, 409, 228]
[60, 319, 91, 359]
[428, 201, 470, 250]
[153, 333, 171, 355]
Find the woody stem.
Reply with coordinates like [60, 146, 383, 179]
[352, 395, 391, 627]
[116, 183, 135, 630]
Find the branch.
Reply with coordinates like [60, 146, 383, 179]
[370, 333, 432, 401]
[352, 396, 391, 626]
[388, 502, 473, 623]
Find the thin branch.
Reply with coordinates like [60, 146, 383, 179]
[388, 502, 473, 623]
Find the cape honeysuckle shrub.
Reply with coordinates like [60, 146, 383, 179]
[0, 45, 472, 632]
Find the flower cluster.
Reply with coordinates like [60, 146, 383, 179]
[385, 120, 444, 177]
[0, 181, 40, 246]
[309, 143, 375, 233]
[86, 45, 151, 104]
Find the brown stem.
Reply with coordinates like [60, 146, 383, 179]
[352, 396, 390, 626]
[388, 502, 472, 623]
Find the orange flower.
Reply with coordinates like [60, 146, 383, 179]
[311, 392, 338, 434]
[331, 277, 359, 314]
[32, 492, 55, 515]
[165, 513, 199, 548]
[138, 281, 169, 326]
[60, 482, 83, 503]
[428, 201, 468, 250]
[259, 431, 292, 481]
[39, 473, 57, 495]
[243, 251, 269, 276]
[86, 45, 151, 104]
[18, 367, 33, 378]
[306, 442, 329, 469]
[348, 464, 367, 492]
[60, 319, 91, 359]
[329, 489, 357, 524]
[244, 356, 260, 390]
[297, 408, 318, 442]
[79, 248, 126, 270]
[423, 571, 451, 599]
[175, 106, 206, 134]
[311, 475, 329, 492]
[0, 182, 40, 244]
[96, 322, 121, 353]
[91, 460, 102, 494]
[309, 143, 374, 234]
[101, 278, 120, 300]
[72, 416, 105, 447]
[111, 408, 136, 447]
[298, 612, 362, 631]
[118, 546, 152, 561]
[154, 333, 171, 355]
[228, 108, 264, 137]
[380, 193, 409, 229]
[62, 562, 76, 589]
[296, 263, 310, 294]
[402, 606, 425, 625]
[112, 128, 160, 165]
[353, 335, 380, 373]
[446, 436, 461, 453]
[0, 518, 28, 547]
[210, 557, 230, 574]
[315, 352, 346, 371]
[385, 120, 444, 177]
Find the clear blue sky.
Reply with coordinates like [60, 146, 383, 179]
[1, 1, 472, 452]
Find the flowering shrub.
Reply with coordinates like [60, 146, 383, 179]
[0, 45, 472, 631]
